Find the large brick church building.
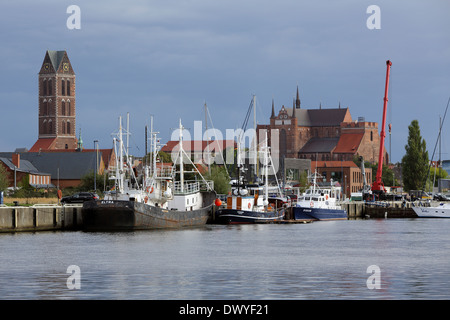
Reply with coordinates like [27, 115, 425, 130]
[30, 50, 78, 151]
[257, 86, 387, 165]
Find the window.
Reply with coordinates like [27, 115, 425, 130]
[67, 101, 70, 116]
[62, 101, 66, 115]
[67, 121, 71, 135]
[370, 131, 373, 141]
[48, 80, 52, 95]
[62, 80, 65, 96]
[67, 80, 71, 96]
[62, 120, 66, 134]
[42, 100, 48, 115]
[43, 80, 47, 96]
[48, 120, 53, 134]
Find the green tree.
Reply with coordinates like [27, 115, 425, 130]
[143, 151, 172, 165]
[204, 165, 230, 195]
[79, 171, 109, 194]
[429, 166, 448, 187]
[401, 120, 429, 191]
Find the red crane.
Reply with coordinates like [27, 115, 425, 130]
[372, 60, 392, 195]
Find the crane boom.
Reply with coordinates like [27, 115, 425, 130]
[372, 60, 392, 193]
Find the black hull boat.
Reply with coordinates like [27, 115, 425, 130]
[81, 116, 217, 231]
[82, 191, 217, 231]
[215, 207, 285, 224]
[216, 126, 286, 225]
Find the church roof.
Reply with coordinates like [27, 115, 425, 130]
[29, 138, 57, 152]
[299, 137, 339, 153]
[286, 107, 351, 127]
[47, 50, 66, 70]
[333, 133, 364, 153]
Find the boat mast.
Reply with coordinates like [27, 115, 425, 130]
[118, 116, 124, 193]
[126, 112, 130, 166]
[253, 95, 258, 179]
[179, 119, 184, 193]
[264, 130, 269, 206]
[152, 124, 158, 183]
[205, 102, 211, 174]
[237, 130, 242, 194]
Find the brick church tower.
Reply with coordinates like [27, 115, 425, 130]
[30, 50, 78, 151]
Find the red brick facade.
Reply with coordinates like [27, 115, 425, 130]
[257, 87, 387, 165]
[31, 50, 77, 151]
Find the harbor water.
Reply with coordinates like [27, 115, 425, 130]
[1, 218, 450, 300]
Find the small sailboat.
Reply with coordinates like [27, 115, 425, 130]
[412, 203, 450, 218]
[82, 116, 217, 230]
[215, 130, 285, 224]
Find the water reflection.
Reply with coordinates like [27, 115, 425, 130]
[1, 219, 450, 299]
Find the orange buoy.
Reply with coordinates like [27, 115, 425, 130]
[215, 198, 222, 206]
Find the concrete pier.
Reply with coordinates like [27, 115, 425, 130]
[0, 205, 82, 233]
[0, 200, 432, 233]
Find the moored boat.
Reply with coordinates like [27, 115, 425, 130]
[412, 202, 450, 218]
[215, 130, 285, 224]
[82, 117, 217, 231]
[293, 172, 347, 221]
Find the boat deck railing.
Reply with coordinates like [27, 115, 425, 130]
[152, 166, 174, 179]
[173, 180, 214, 194]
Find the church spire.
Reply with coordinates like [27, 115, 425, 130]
[270, 98, 275, 118]
[296, 85, 301, 109]
[77, 128, 83, 151]
[292, 96, 296, 118]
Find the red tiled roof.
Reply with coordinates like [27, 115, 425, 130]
[29, 138, 56, 152]
[161, 140, 236, 153]
[333, 133, 364, 153]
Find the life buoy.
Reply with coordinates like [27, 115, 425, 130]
[144, 196, 148, 203]
[248, 203, 251, 209]
[146, 186, 154, 194]
[326, 194, 329, 200]
[310, 201, 314, 207]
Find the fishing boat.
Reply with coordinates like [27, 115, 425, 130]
[215, 130, 285, 224]
[412, 203, 450, 218]
[82, 117, 217, 231]
[293, 172, 347, 221]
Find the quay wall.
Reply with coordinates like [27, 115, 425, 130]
[0, 205, 82, 233]
[341, 201, 421, 219]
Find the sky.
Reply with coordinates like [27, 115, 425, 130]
[0, 0, 449, 163]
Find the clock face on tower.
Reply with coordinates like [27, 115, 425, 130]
[44, 63, 49, 71]
[63, 63, 69, 71]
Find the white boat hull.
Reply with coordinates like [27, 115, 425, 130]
[413, 205, 450, 218]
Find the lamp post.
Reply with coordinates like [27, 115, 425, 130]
[94, 140, 98, 192]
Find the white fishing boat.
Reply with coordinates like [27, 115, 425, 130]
[82, 116, 217, 230]
[293, 171, 347, 221]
